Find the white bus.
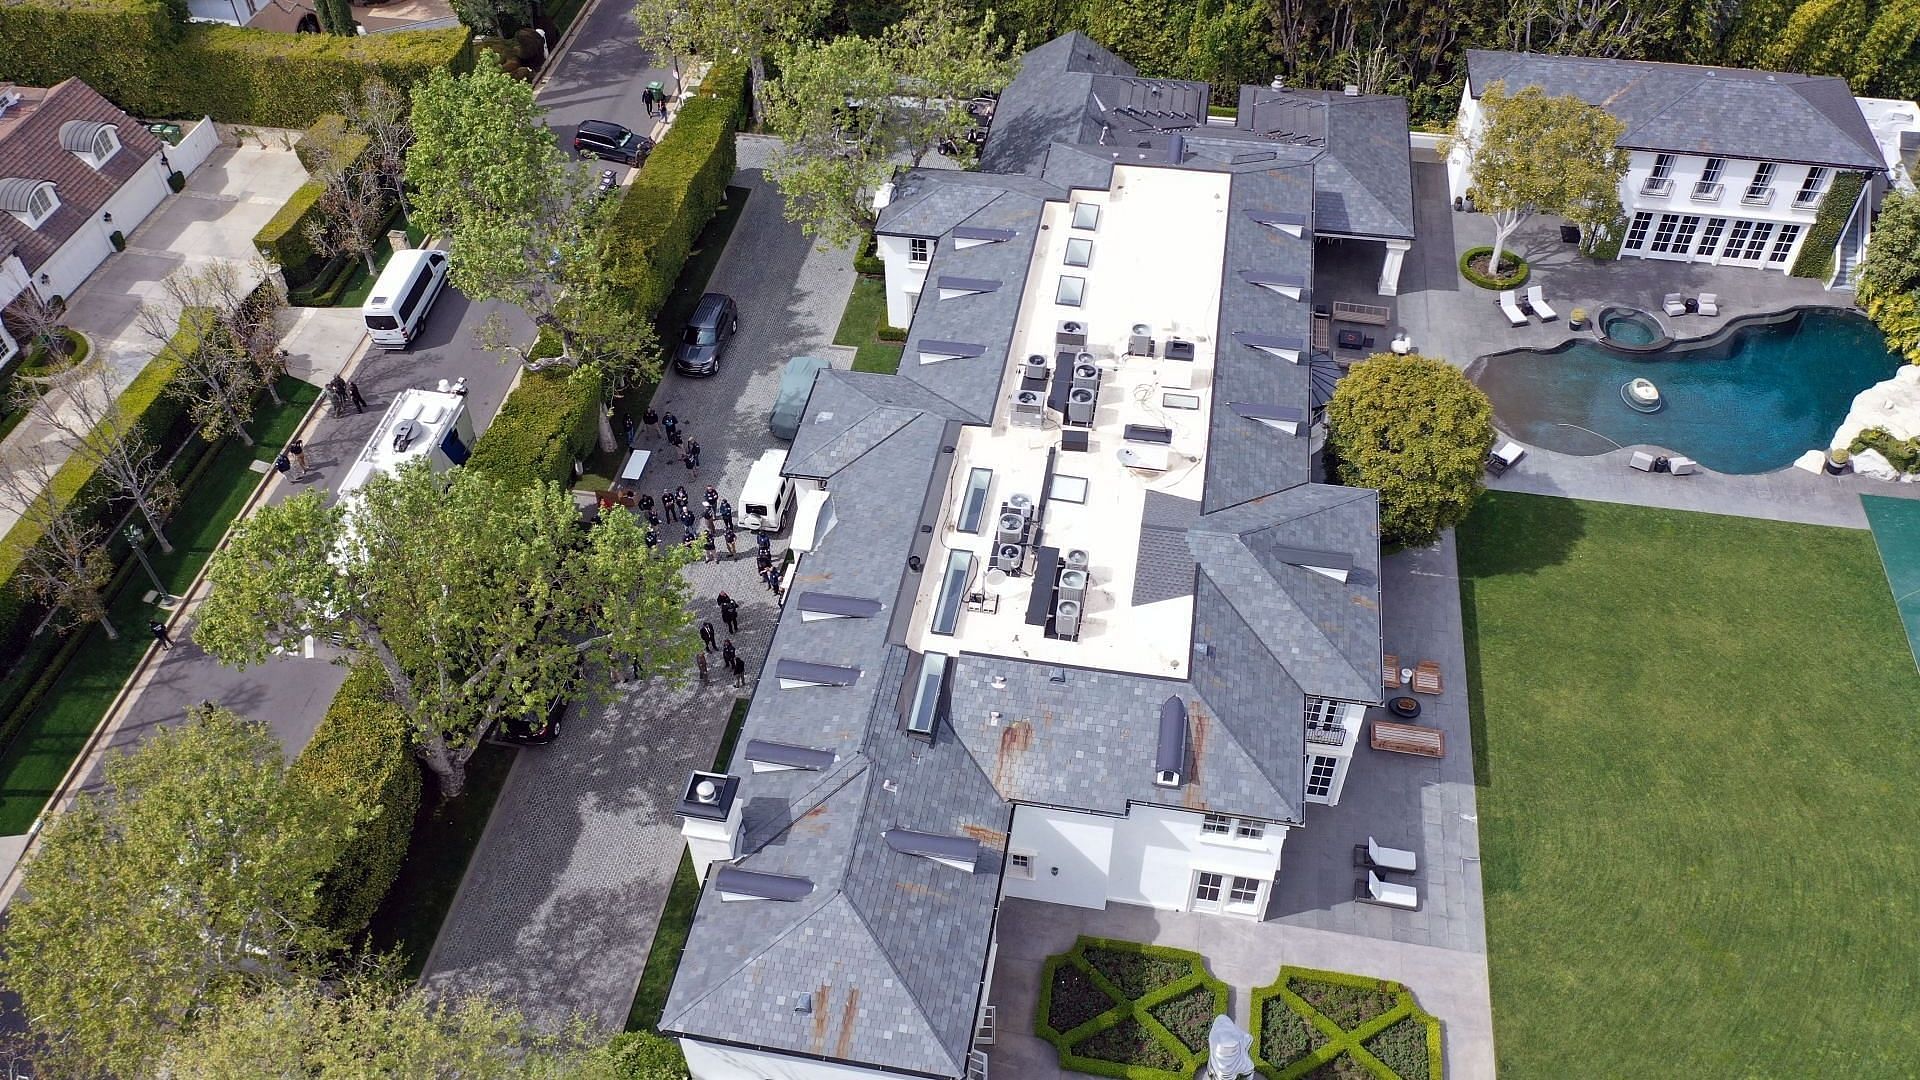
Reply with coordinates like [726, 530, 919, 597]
[362, 248, 450, 350]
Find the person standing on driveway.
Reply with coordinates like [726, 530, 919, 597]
[724, 528, 737, 560]
[347, 379, 368, 412]
[721, 638, 737, 671]
[696, 651, 709, 684]
[622, 412, 637, 449]
[700, 621, 717, 652]
[731, 653, 746, 687]
[287, 438, 309, 480]
[718, 593, 739, 634]
[150, 620, 175, 649]
[273, 451, 291, 481]
[718, 499, 734, 529]
[703, 529, 718, 563]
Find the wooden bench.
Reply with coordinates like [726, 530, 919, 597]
[1333, 301, 1391, 326]
[1371, 720, 1445, 758]
[1411, 660, 1443, 695]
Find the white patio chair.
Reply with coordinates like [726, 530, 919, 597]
[1525, 285, 1557, 321]
[1365, 871, 1419, 909]
[1498, 290, 1527, 327]
[1668, 455, 1698, 475]
[1697, 293, 1718, 316]
[1368, 837, 1418, 874]
[1486, 440, 1525, 476]
[1662, 293, 1688, 317]
[1629, 450, 1658, 472]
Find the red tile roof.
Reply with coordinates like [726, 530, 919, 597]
[0, 78, 165, 272]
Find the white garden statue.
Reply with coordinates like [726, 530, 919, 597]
[1207, 1014, 1256, 1080]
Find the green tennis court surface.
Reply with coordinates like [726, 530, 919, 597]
[1863, 495, 1920, 672]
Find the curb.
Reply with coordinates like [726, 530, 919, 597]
[531, 0, 610, 97]
[0, 332, 374, 907]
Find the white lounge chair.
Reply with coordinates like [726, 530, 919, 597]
[1697, 293, 1719, 317]
[1368, 837, 1418, 874]
[1498, 290, 1527, 327]
[1526, 285, 1557, 322]
[1662, 293, 1688, 317]
[1359, 871, 1419, 910]
[1485, 441, 1525, 476]
[1629, 450, 1658, 472]
[1668, 455, 1698, 475]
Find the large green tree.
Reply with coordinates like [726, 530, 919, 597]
[631, 0, 831, 120]
[1326, 352, 1495, 546]
[0, 706, 357, 1080]
[764, 1, 1018, 247]
[194, 462, 697, 797]
[1856, 189, 1920, 365]
[1445, 81, 1627, 276]
[157, 978, 631, 1079]
[405, 55, 656, 448]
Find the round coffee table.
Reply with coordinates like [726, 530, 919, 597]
[1388, 696, 1422, 720]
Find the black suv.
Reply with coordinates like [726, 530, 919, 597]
[573, 119, 654, 165]
[672, 292, 740, 376]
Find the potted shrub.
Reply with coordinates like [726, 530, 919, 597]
[1569, 307, 1589, 331]
[109, 230, 126, 251]
[1826, 446, 1851, 475]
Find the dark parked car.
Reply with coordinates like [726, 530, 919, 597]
[573, 119, 653, 165]
[673, 292, 740, 376]
[488, 659, 585, 746]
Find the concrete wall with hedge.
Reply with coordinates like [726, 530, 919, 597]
[464, 369, 603, 491]
[289, 661, 422, 941]
[0, 0, 469, 127]
[254, 115, 376, 286]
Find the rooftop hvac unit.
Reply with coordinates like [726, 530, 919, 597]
[1012, 389, 1045, 427]
[1075, 351, 1095, 366]
[1022, 354, 1050, 382]
[996, 513, 1027, 545]
[1058, 568, 1088, 604]
[1007, 493, 1035, 518]
[983, 566, 1010, 592]
[1072, 363, 1100, 391]
[1128, 323, 1154, 357]
[1065, 548, 1090, 570]
[992, 544, 1025, 573]
[1164, 339, 1196, 361]
[1055, 599, 1082, 639]
[1056, 320, 1088, 347]
[1067, 387, 1096, 425]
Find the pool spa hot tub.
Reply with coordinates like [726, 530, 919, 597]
[1594, 305, 1672, 353]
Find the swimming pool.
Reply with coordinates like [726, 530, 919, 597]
[1468, 307, 1905, 474]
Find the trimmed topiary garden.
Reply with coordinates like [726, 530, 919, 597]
[1034, 936, 1229, 1080]
[1250, 967, 1442, 1079]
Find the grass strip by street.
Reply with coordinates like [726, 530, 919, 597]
[832, 275, 904, 374]
[625, 695, 750, 1032]
[1459, 492, 1920, 1077]
[0, 378, 318, 835]
[362, 741, 517, 979]
[580, 185, 752, 489]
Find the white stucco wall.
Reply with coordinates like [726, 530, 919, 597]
[877, 233, 928, 330]
[681, 1038, 912, 1080]
[1617, 150, 1834, 271]
[1003, 802, 1288, 917]
[169, 117, 221, 176]
[31, 152, 170, 301]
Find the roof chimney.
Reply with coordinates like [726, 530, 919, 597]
[678, 770, 743, 882]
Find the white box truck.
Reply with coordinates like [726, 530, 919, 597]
[337, 387, 474, 498]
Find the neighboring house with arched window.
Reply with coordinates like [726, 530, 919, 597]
[0, 78, 172, 361]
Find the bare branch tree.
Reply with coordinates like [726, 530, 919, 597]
[304, 147, 391, 278]
[13, 361, 178, 554]
[229, 268, 289, 406]
[0, 446, 118, 640]
[339, 77, 414, 224]
[137, 264, 265, 447]
[3, 293, 71, 364]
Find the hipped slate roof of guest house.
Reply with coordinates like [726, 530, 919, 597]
[0, 78, 163, 271]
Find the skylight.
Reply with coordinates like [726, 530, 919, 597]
[1057, 276, 1087, 307]
[905, 650, 949, 737]
[1064, 238, 1093, 267]
[1071, 203, 1100, 230]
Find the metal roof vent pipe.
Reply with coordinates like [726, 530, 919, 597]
[1166, 133, 1184, 165]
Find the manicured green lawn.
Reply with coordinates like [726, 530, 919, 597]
[362, 741, 517, 978]
[832, 275, 903, 374]
[0, 378, 318, 834]
[1458, 492, 1920, 1078]
[625, 696, 750, 1032]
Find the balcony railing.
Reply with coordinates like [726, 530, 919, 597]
[1690, 181, 1723, 202]
[1743, 187, 1776, 206]
[1794, 189, 1824, 208]
[1639, 177, 1674, 197]
[1304, 722, 1348, 746]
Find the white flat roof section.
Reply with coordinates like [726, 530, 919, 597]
[904, 166, 1234, 678]
[337, 388, 467, 496]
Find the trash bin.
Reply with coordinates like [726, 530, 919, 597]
[1559, 224, 1581, 244]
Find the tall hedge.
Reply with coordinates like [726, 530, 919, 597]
[1789, 170, 1868, 280]
[252, 181, 327, 283]
[605, 88, 741, 320]
[294, 114, 371, 173]
[464, 369, 602, 490]
[0, 0, 469, 127]
[288, 662, 422, 940]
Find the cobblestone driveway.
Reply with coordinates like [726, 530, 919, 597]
[418, 144, 856, 1029]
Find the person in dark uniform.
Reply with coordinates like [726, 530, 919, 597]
[699, 621, 717, 652]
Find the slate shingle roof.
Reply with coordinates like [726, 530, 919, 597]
[1464, 50, 1884, 171]
[0, 79, 164, 271]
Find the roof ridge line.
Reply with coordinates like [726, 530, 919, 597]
[1196, 542, 1372, 700]
[834, 886, 969, 1075]
[656, 879, 847, 1033]
[738, 756, 872, 856]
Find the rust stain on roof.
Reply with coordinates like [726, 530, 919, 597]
[961, 824, 1008, 849]
[894, 881, 934, 897]
[834, 987, 861, 1060]
[993, 718, 1034, 791]
[810, 986, 830, 1052]
[1183, 700, 1210, 809]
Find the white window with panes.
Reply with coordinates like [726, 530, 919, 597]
[1649, 214, 1681, 253]
[1642, 153, 1676, 196]
[909, 237, 931, 263]
[1694, 158, 1725, 201]
[1795, 167, 1828, 208]
[1623, 212, 1653, 251]
[1696, 217, 1727, 258]
[1190, 870, 1265, 917]
[1769, 224, 1802, 264]
[1007, 851, 1034, 879]
[1200, 813, 1266, 842]
[1744, 162, 1776, 204]
[1305, 754, 1344, 804]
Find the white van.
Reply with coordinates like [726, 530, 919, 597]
[363, 248, 450, 349]
[739, 448, 796, 533]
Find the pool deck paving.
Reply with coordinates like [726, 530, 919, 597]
[1316, 160, 1920, 529]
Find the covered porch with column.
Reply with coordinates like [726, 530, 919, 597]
[1318, 233, 1413, 297]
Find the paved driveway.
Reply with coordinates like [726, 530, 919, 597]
[64, 143, 309, 380]
[418, 146, 858, 1030]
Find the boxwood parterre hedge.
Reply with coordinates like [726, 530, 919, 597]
[1034, 935, 1228, 1080]
[1249, 967, 1443, 1079]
